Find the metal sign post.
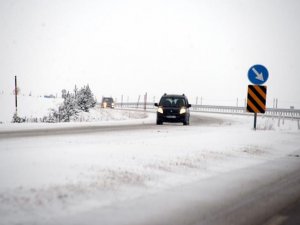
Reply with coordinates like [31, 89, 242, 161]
[247, 65, 269, 130]
[254, 113, 257, 130]
[247, 85, 267, 129]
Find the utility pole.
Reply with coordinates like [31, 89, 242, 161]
[15, 76, 18, 116]
[144, 92, 147, 111]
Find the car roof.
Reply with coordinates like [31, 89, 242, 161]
[161, 94, 187, 99]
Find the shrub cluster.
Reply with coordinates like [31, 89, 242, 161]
[54, 85, 96, 122]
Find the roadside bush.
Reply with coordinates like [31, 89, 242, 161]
[12, 113, 26, 123]
[45, 84, 96, 122]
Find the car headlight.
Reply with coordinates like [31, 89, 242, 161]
[180, 107, 187, 114]
[157, 107, 163, 114]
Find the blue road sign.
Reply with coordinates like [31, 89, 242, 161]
[248, 64, 269, 85]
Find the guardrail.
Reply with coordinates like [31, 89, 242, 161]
[115, 102, 300, 119]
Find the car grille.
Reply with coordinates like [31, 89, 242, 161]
[164, 108, 179, 115]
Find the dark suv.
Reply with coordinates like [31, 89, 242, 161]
[154, 94, 191, 125]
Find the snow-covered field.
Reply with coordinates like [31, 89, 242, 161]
[0, 94, 63, 124]
[0, 94, 299, 224]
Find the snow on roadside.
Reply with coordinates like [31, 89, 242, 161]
[74, 106, 148, 122]
[201, 112, 300, 132]
[0, 94, 63, 124]
[0, 94, 150, 132]
[0, 112, 299, 224]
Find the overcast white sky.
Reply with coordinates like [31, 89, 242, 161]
[0, 0, 299, 107]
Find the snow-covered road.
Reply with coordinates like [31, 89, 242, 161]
[0, 112, 299, 225]
[54, 155, 300, 225]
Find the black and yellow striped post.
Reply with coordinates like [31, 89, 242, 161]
[247, 85, 267, 129]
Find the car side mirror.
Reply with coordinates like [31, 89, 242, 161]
[154, 103, 159, 107]
[187, 104, 192, 108]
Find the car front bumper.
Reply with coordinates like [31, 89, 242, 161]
[157, 113, 187, 123]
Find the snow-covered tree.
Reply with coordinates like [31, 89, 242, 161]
[44, 109, 59, 123]
[45, 84, 96, 122]
[59, 92, 79, 122]
[61, 89, 67, 99]
[74, 85, 78, 99]
[76, 85, 96, 112]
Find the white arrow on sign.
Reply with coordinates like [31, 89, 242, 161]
[252, 67, 264, 81]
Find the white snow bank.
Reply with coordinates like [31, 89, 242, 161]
[73, 107, 148, 122]
[200, 112, 300, 132]
[0, 111, 154, 133]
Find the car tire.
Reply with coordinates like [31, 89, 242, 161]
[156, 120, 163, 125]
[183, 118, 189, 126]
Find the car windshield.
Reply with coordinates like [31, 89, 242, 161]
[103, 98, 113, 103]
[159, 97, 186, 107]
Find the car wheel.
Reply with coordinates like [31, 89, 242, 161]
[183, 118, 189, 126]
[156, 120, 163, 125]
